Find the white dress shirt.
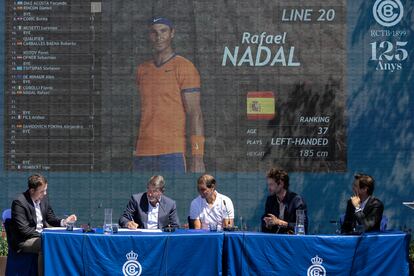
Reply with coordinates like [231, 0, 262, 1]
[33, 200, 43, 233]
[147, 201, 159, 229]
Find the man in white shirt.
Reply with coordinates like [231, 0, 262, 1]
[189, 174, 234, 230]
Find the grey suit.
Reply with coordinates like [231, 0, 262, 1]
[119, 192, 180, 229]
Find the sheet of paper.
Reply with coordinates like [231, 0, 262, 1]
[43, 227, 83, 231]
[117, 228, 162, 233]
[402, 202, 414, 209]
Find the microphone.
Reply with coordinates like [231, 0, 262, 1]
[156, 196, 165, 217]
[223, 200, 234, 231]
[223, 200, 229, 219]
[84, 201, 102, 233]
[157, 197, 175, 232]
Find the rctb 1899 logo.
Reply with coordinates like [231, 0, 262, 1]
[370, 41, 407, 72]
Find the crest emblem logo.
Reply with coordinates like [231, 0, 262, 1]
[122, 251, 142, 276]
[307, 255, 326, 276]
[372, 0, 404, 27]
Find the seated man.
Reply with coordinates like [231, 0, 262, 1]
[10, 174, 77, 274]
[119, 175, 180, 229]
[261, 168, 308, 234]
[189, 174, 234, 230]
[341, 173, 384, 233]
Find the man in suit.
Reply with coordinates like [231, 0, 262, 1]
[261, 168, 308, 234]
[119, 175, 180, 229]
[341, 173, 384, 233]
[10, 174, 77, 253]
[10, 174, 77, 275]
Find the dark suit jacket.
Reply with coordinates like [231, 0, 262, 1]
[261, 191, 308, 234]
[119, 193, 180, 229]
[341, 196, 384, 233]
[10, 190, 62, 252]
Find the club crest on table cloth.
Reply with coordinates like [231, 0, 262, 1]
[122, 250, 142, 276]
[307, 255, 326, 276]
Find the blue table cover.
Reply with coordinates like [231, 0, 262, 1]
[42, 229, 410, 276]
[224, 231, 410, 276]
[42, 229, 223, 276]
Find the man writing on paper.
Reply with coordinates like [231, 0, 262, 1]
[119, 175, 180, 229]
[133, 16, 205, 173]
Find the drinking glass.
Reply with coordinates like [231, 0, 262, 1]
[295, 209, 305, 235]
[103, 208, 113, 234]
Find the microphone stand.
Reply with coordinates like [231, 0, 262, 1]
[156, 196, 175, 232]
[223, 200, 236, 231]
[84, 201, 102, 233]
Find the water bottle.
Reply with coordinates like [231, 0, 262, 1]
[295, 209, 305, 235]
[103, 208, 113, 234]
[239, 216, 243, 231]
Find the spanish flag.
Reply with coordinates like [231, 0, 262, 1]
[247, 91, 275, 120]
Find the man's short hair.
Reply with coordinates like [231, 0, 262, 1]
[148, 16, 174, 29]
[266, 168, 289, 190]
[354, 173, 375, 195]
[197, 174, 216, 189]
[147, 175, 165, 193]
[28, 174, 47, 190]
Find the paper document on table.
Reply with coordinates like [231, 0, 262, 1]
[118, 228, 162, 233]
[43, 227, 83, 231]
[403, 202, 414, 209]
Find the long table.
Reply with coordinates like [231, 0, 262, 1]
[42, 229, 223, 276]
[224, 231, 410, 276]
[42, 230, 410, 276]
